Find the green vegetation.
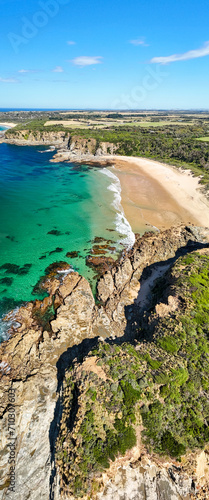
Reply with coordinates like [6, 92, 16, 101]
[56, 252, 209, 497]
[197, 137, 209, 142]
[5, 119, 70, 134]
[6, 120, 209, 188]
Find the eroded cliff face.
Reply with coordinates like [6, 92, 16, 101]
[67, 136, 117, 157]
[96, 225, 209, 339]
[0, 225, 209, 499]
[95, 455, 209, 500]
[3, 130, 71, 146]
[0, 272, 97, 500]
[3, 131, 117, 160]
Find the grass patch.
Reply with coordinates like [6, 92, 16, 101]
[196, 136, 209, 142]
[44, 253, 209, 495]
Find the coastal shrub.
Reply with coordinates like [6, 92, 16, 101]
[114, 418, 136, 453]
[171, 367, 189, 386]
[144, 353, 162, 369]
[157, 335, 180, 353]
[181, 255, 195, 265]
[120, 380, 141, 406]
[56, 253, 209, 496]
[154, 371, 170, 384]
[161, 431, 186, 458]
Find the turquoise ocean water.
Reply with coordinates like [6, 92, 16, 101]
[0, 143, 135, 340]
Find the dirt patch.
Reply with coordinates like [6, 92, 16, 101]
[75, 356, 108, 381]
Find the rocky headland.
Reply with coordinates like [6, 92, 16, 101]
[1, 129, 117, 166]
[1, 225, 209, 499]
[0, 129, 71, 147]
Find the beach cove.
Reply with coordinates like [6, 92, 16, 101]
[51, 145, 209, 234]
[1, 139, 209, 340]
[110, 156, 209, 233]
[0, 143, 135, 338]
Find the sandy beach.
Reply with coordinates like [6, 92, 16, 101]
[107, 155, 209, 234]
[0, 122, 16, 128]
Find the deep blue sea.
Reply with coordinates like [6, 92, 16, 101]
[0, 143, 134, 340]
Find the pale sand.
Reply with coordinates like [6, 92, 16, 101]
[0, 122, 16, 128]
[105, 155, 209, 234]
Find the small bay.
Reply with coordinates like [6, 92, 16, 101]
[0, 143, 134, 336]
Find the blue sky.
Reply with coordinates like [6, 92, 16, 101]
[0, 0, 209, 109]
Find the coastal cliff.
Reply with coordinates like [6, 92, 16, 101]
[2, 129, 117, 161]
[2, 129, 71, 147]
[0, 225, 209, 499]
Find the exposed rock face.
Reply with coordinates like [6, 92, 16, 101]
[0, 225, 209, 499]
[3, 132, 117, 162]
[0, 271, 96, 500]
[68, 136, 117, 158]
[96, 462, 193, 500]
[51, 277, 95, 342]
[50, 136, 118, 164]
[96, 225, 209, 337]
[3, 130, 70, 147]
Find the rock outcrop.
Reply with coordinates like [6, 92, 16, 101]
[0, 270, 96, 500]
[3, 130, 71, 147]
[96, 225, 209, 338]
[3, 130, 117, 163]
[96, 461, 195, 500]
[2, 129, 116, 155]
[68, 136, 117, 157]
[0, 225, 209, 499]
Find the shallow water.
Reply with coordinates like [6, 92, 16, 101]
[0, 144, 135, 338]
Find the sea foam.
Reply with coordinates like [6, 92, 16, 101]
[101, 168, 135, 249]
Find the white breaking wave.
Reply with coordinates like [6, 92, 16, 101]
[101, 168, 135, 249]
[57, 268, 74, 275]
[38, 147, 55, 153]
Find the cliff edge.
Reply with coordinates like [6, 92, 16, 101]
[0, 225, 209, 499]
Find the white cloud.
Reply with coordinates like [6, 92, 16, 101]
[18, 69, 36, 73]
[67, 41, 76, 45]
[70, 56, 103, 67]
[150, 41, 209, 64]
[129, 38, 149, 46]
[0, 77, 19, 83]
[52, 66, 64, 73]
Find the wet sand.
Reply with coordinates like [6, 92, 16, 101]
[108, 156, 209, 234]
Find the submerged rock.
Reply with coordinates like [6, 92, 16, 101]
[32, 261, 71, 295]
[86, 255, 115, 277]
[66, 251, 80, 258]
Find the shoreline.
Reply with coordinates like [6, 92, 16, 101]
[107, 155, 209, 234]
[0, 122, 17, 128]
[100, 167, 135, 248]
[1, 133, 209, 233]
[50, 149, 209, 233]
